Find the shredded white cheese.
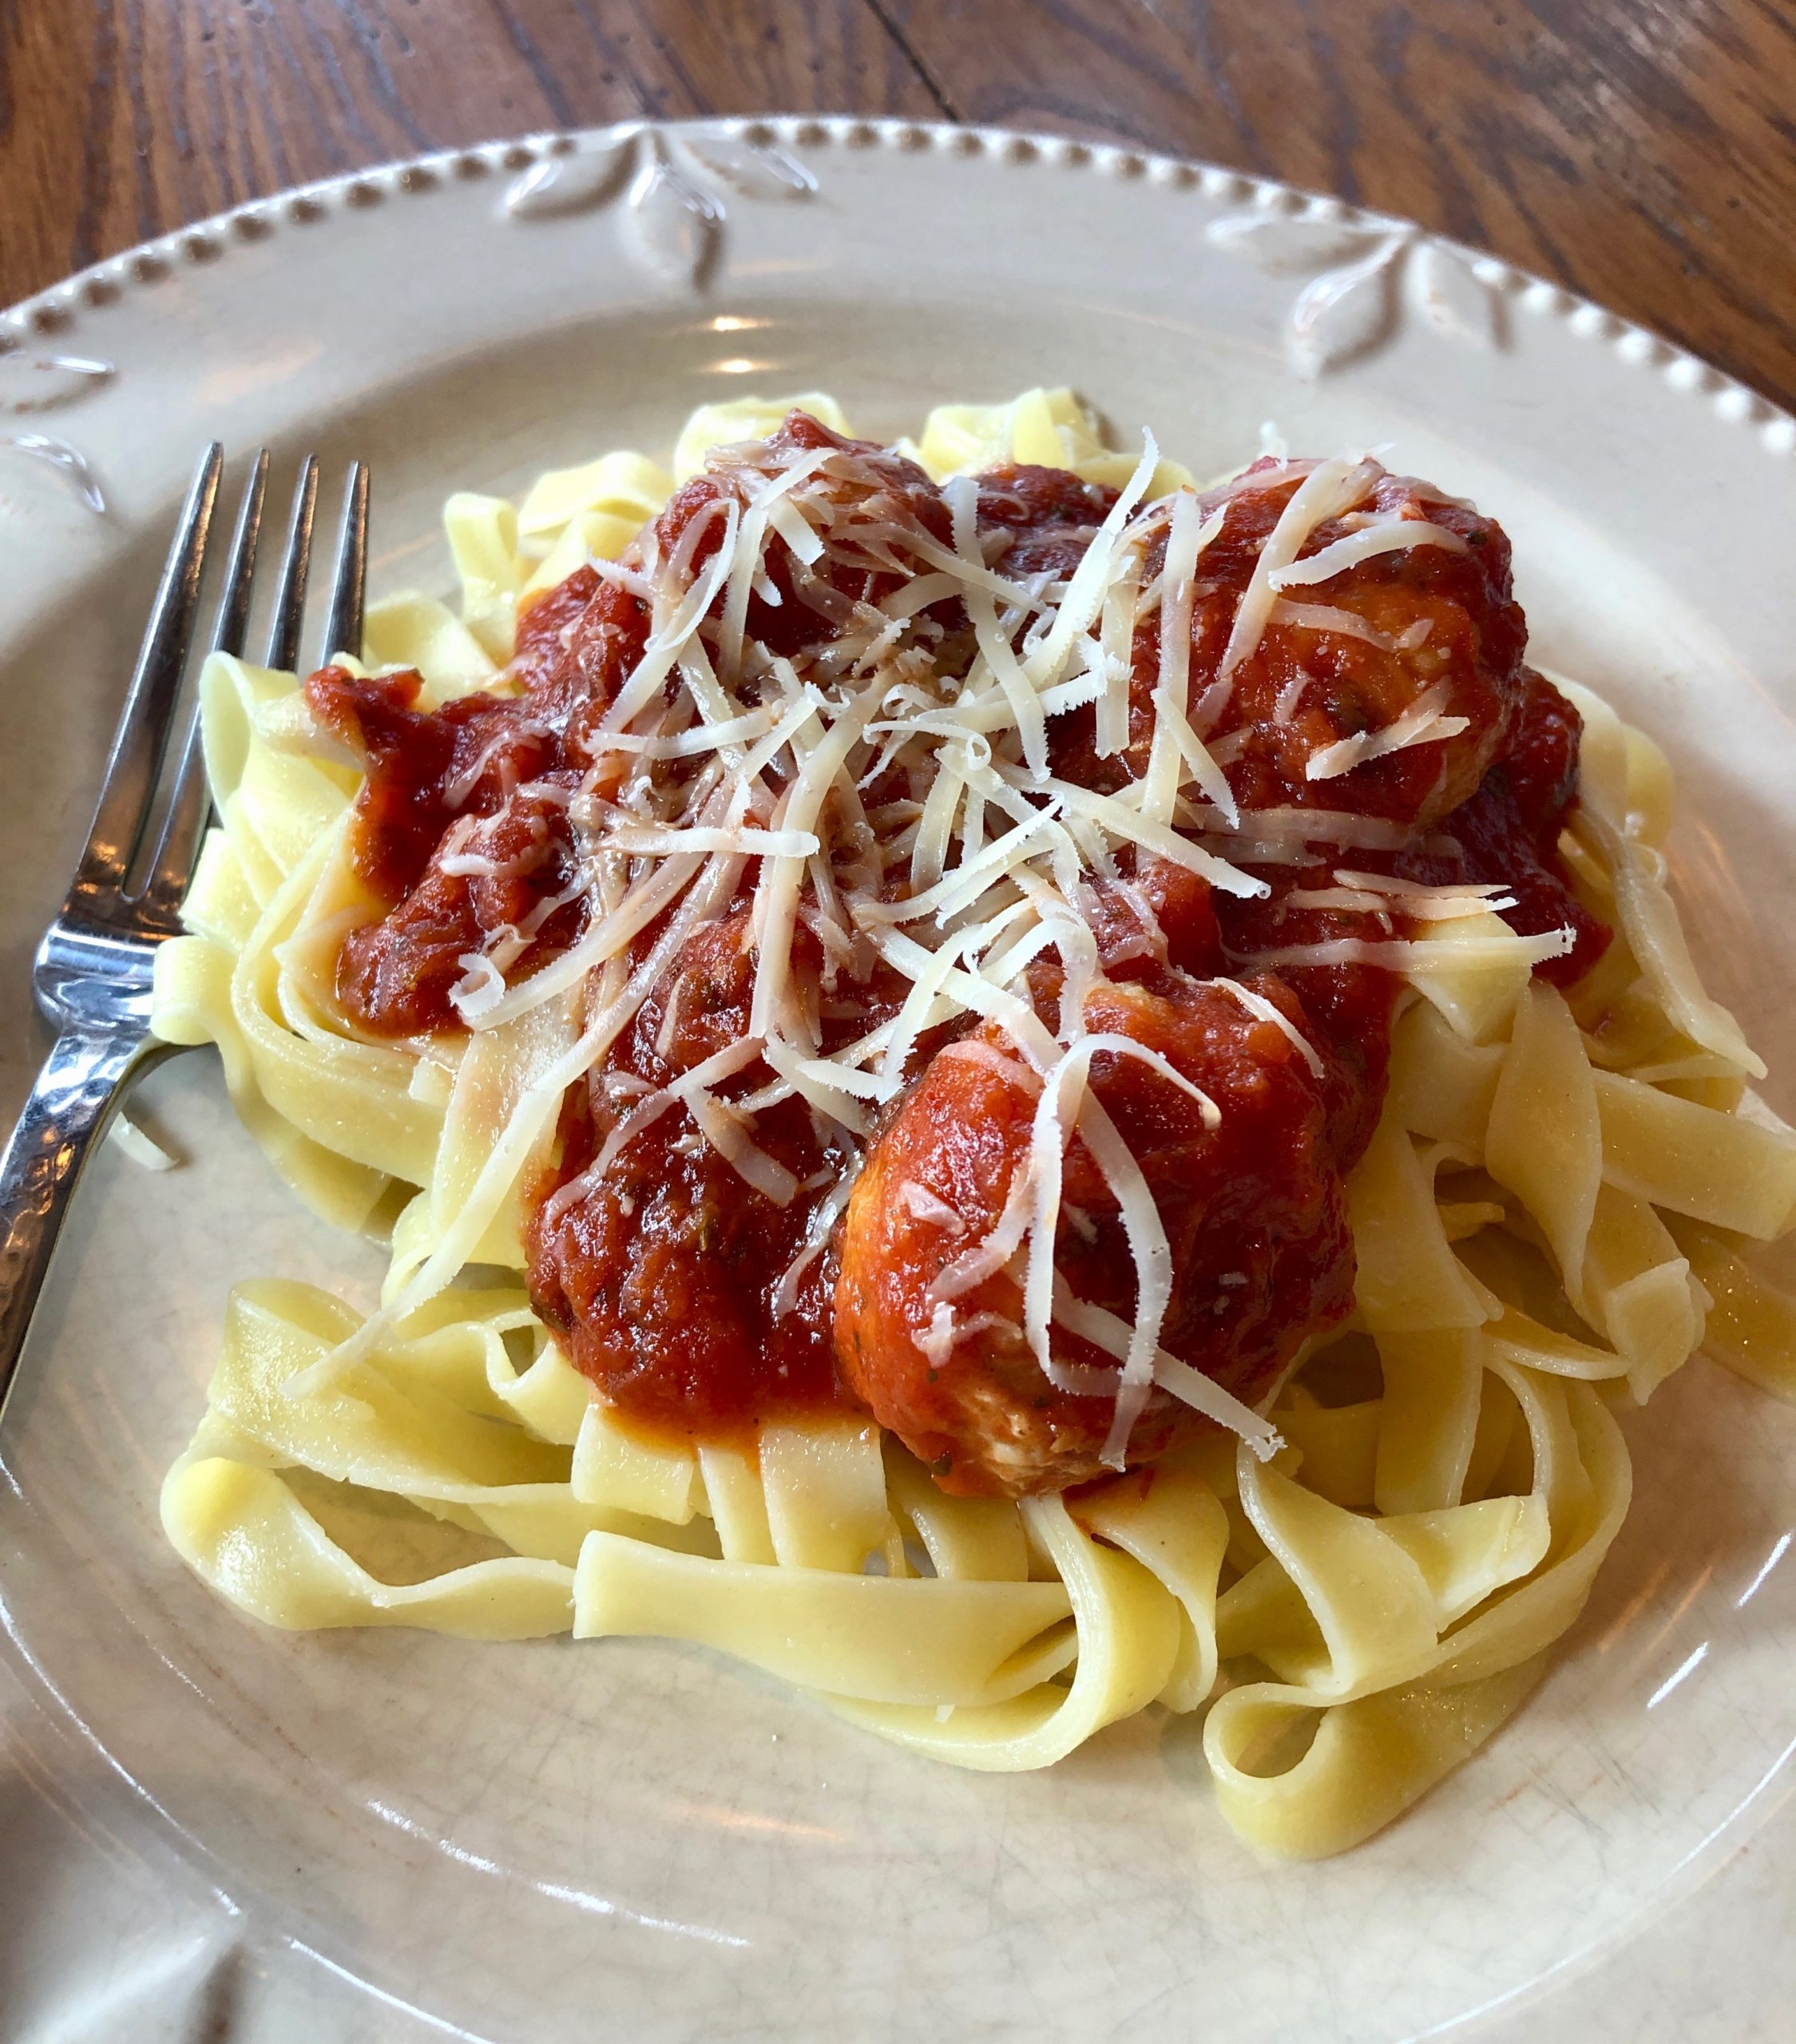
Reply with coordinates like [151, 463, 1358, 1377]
[1216, 456, 1381, 687]
[307, 426, 1524, 1474]
[1267, 517, 1470, 592]
[1304, 681, 1470, 782]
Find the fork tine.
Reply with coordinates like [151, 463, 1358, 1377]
[141, 452, 270, 922]
[321, 461, 370, 668]
[264, 455, 319, 672]
[71, 443, 222, 909]
[211, 449, 269, 660]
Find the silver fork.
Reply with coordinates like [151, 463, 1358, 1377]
[0, 447, 370, 1428]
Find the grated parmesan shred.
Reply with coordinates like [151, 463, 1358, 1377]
[307, 426, 1532, 1462]
[1216, 456, 1382, 689]
[1304, 680, 1471, 782]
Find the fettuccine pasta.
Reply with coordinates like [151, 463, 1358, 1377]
[151, 388, 1796, 1859]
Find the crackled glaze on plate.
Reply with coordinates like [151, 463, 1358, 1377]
[2, 118, 1794, 2044]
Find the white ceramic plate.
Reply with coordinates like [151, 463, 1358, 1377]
[3, 118, 1795, 2044]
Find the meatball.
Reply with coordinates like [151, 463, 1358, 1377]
[509, 561, 651, 719]
[1077, 854, 1223, 984]
[833, 974, 1354, 1497]
[1211, 873, 1403, 1175]
[975, 464, 1120, 583]
[656, 430, 1128, 672]
[653, 410, 957, 663]
[1390, 667, 1612, 986]
[527, 906, 853, 1436]
[1053, 457, 1528, 834]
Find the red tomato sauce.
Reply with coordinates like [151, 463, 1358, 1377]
[525, 908, 864, 1440]
[835, 910, 1358, 1494]
[305, 566, 649, 1037]
[305, 418, 1613, 1481]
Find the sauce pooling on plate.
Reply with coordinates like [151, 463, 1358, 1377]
[306, 416, 1608, 1494]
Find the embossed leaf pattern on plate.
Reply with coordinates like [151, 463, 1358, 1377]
[504, 129, 813, 285]
[677, 134, 815, 202]
[0, 435, 107, 513]
[1203, 213, 1389, 279]
[1413, 239, 1503, 347]
[502, 138, 637, 221]
[0, 353, 114, 414]
[621, 148, 724, 287]
[1207, 213, 1503, 376]
[1288, 237, 1405, 376]
[0, 354, 113, 513]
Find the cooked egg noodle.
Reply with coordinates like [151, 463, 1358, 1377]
[151, 390, 1796, 1858]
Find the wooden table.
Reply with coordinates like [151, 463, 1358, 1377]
[2, 1, 1792, 410]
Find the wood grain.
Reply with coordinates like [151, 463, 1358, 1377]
[0, 1, 939, 294]
[0, 0, 1791, 408]
[881, 0, 1796, 409]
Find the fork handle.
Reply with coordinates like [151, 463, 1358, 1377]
[0, 1030, 171, 1426]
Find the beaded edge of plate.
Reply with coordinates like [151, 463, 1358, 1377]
[0, 117, 1788, 462]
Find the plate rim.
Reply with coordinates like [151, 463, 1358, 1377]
[3, 110, 1796, 2044]
[2, 114, 1793, 465]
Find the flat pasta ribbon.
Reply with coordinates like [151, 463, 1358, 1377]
[146, 391, 1796, 1858]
